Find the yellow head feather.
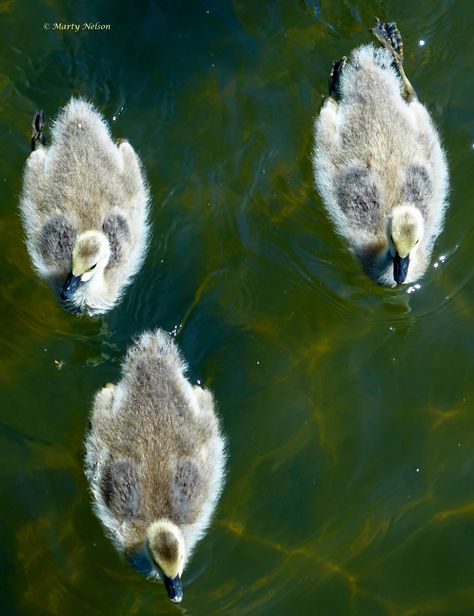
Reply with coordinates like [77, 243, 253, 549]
[389, 205, 424, 258]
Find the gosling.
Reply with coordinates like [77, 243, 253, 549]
[84, 329, 226, 603]
[313, 19, 449, 286]
[19, 98, 150, 315]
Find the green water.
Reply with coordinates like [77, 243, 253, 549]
[1, 1, 474, 614]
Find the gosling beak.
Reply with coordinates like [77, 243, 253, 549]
[163, 575, 183, 603]
[393, 253, 410, 285]
[60, 272, 81, 300]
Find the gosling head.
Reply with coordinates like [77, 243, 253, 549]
[147, 520, 186, 604]
[60, 231, 111, 300]
[387, 205, 424, 285]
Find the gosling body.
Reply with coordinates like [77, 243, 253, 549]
[19, 98, 150, 314]
[84, 329, 226, 603]
[313, 20, 449, 286]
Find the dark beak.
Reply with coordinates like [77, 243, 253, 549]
[163, 575, 183, 603]
[60, 272, 81, 300]
[393, 253, 410, 285]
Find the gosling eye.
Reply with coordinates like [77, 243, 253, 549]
[89, 264, 97, 272]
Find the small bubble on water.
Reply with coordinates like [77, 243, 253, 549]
[170, 324, 181, 337]
[419, 39, 426, 47]
[416, 467, 420, 473]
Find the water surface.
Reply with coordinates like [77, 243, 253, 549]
[1, 1, 474, 614]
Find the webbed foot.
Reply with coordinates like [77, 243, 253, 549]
[31, 109, 45, 151]
[328, 56, 347, 98]
[372, 18, 404, 59]
[371, 18, 417, 102]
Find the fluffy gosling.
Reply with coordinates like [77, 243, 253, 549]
[313, 19, 449, 286]
[19, 97, 150, 314]
[84, 329, 226, 603]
